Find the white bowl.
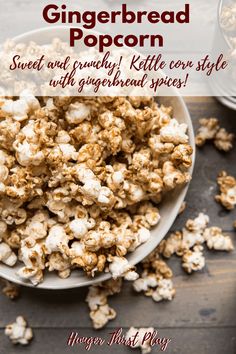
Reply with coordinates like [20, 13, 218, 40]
[0, 27, 195, 289]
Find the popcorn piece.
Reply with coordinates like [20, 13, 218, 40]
[55, 130, 71, 144]
[0, 200, 27, 226]
[129, 227, 152, 253]
[126, 327, 155, 354]
[127, 183, 146, 203]
[69, 217, 95, 239]
[134, 247, 175, 303]
[90, 303, 116, 329]
[214, 128, 234, 152]
[182, 245, 205, 273]
[1, 280, 20, 300]
[0, 165, 8, 182]
[108, 256, 139, 281]
[71, 250, 106, 276]
[45, 225, 69, 254]
[58, 143, 78, 160]
[215, 171, 236, 210]
[181, 213, 209, 249]
[133, 273, 158, 293]
[24, 212, 49, 240]
[185, 213, 209, 232]
[148, 135, 174, 155]
[195, 118, 234, 152]
[17, 238, 45, 285]
[162, 161, 191, 190]
[137, 202, 161, 227]
[160, 213, 209, 258]
[137, 228, 151, 244]
[171, 144, 193, 168]
[0, 220, 7, 241]
[17, 267, 43, 286]
[160, 231, 183, 258]
[86, 278, 122, 329]
[195, 118, 219, 146]
[0, 242, 17, 266]
[160, 119, 189, 144]
[76, 165, 115, 207]
[2, 100, 29, 122]
[66, 102, 90, 124]
[151, 278, 176, 302]
[47, 252, 71, 278]
[1, 91, 39, 122]
[13, 140, 44, 167]
[204, 227, 234, 251]
[132, 149, 151, 170]
[181, 227, 205, 250]
[111, 171, 124, 186]
[5, 316, 33, 345]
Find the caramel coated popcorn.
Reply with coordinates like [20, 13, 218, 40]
[126, 327, 155, 354]
[215, 171, 236, 210]
[182, 245, 205, 273]
[203, 227, 234, 251]
[0, 94, 192, 285]
[86, 278, 122, 329]
[160, 213, 209, 259]
[195, 118, 234, 152]
[158, 212, 234, 273]
[133, 249, 175, 302]
[5, 316, 33, 345]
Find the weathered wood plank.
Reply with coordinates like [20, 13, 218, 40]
[0, 96, 235, 352]
[0, 97, 235, 331]
[0, 236, 235, 328]
[1, 327, 236, 354]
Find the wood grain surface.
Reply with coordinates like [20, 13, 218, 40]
[0, 97, 235, 354]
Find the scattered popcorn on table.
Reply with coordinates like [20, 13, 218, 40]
[133, 248, 175, 302]
[0, 279, 20, 300]
[0, 96, 193, 285]
[214, 128, 235, 152]
[182, 245, 205, 274]
[108, 256, 139, 281]
[158, 212, 233, 274]
[159, 213, 209, 259]
[195, 118, 234, 152]
[5, 316, 33, 345]
[126, 327, 155, 354]
[215, 171, 236, 210]
[195, 118, 220, 146]
[86, 278, 122, 329]
[151, 278, 175, 302]
[86, 209, 234, 327]
[204, 227, 234, 251]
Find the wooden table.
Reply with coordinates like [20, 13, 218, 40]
[0, 97, 235, 354]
